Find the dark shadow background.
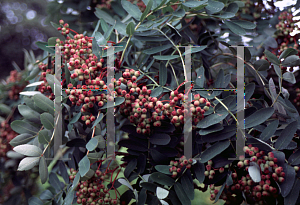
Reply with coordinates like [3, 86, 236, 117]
[0, 0, 58, 79]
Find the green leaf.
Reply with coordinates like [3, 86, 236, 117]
[78, 156, 90, 177]
[273, 64, 282, 78]
[124, 158, 137, 178]
[88, 151, 104, 163]
[121, 0, 143, 21]
[199, 125, 236, 143]
[126, 22, 135, 36]
[288, 148, 300, 165]
[38, 130, 51, 144]
[173, 9, 185, 17]
[18, 156, 40, 171]
[284, 178, 300, 205]
[0, 104, 11, 114]
[86, 138, 98, 151]
[94, 31, 106, 46]
[92, 20, 101, 37]
[182, 46, 207, 55]
[63, 189, 74, 205]
[50, 21, 60, 30]
[275, 121, 298, 150]
[149, 172, 175, 186]
[46, 74, 61, 95]
[224, 21, 246, 35]
[283, 72, 296, 84]
[33, 94, 54, 115]
[280, 164, 295, 197]
[159, 61, 167, 86]
[174, 182, 191, 205]
[259, 120, 278, 141]
[199, 123, 223, 135]
[40, 113, 54, 130]
[279, 48, 298, 60]
[13, 144, 42, 157]
[25, 66, 40, 81]
[35, 41, 55, 54]
[9, 133, 35, 147]
[143, 44, 173, 54]
[150, 133, 170, 145]
[49, 172, 63, 191]
[244, 107, 274, 129]
[181, 170, 194, 200]
[277, 96, 297, 113]
[193, 161, 205, 183]
[200, 140, 230, 163]
[11, 120, 40, 135]
[104, 22, 116, 40]
[155, 165, 172, 175]
[95, 8, 115, 25]
[197, 111, 228, 129]
[39, 190, 53, 201]
[215, 12, 236, 19]
[68, 112, 81, 132]
[182, 0, 207, 8]
[195, 66, 205, 88]
[47, 37, 58, 46]
[81, 169, 95, 181]
[141, 0, 153, 22]
[153, 55, 179, 60]
[264, 50, 280, 65]
[231, 20, 256, 29]
[214, 172, 233, 203]
[18, 105, 40, 123]
[226, 2, 239, 13]
[39, 156, 48, 184]
[28, 196, 43, 205]
[150, 86, 163, 97]
[70, 112, 81, 124]
[282, 55, 300, 67]
[253, 59, 269, 71]
[91, 113, 104, 129]
[245, 83, 255, 102]
[71, 172, 80, 191]
[205, 0, 224, 14]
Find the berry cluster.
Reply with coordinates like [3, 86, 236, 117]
[57, 20, 70, 35]
[0, 121, 17, 157]
[276, 11, 299, 37]
[240, 0, 263, 19]
[96, 0, 113, 10]
[37, 60, 56, 100]
[204, 160, 226, 183]
[70, 168, 120, 205]
[215, 145, 290, 204]
[119, 73, 212, 133]
[169, 156, 194, 178]
[39, 20, 213, 134]
[4, 70, 27, 100]
[293, 88, 300, 106]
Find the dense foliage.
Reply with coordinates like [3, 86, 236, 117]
[1, 0, 300, 205]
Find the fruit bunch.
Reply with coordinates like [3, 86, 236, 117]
[239, 0, 264, 19]
[36, 20, 213, 134]
[4, 70, 27, 100]
[169, 156, 194, 178]
[70, 168, 120, 205]
[276, 11, 299, 37]
[204, 160, 227, 183]
[293, 88, 300, 106]
[210, 145, 296, 204]
[0, 121, 18, 157]
[37, 59, 56, 100]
